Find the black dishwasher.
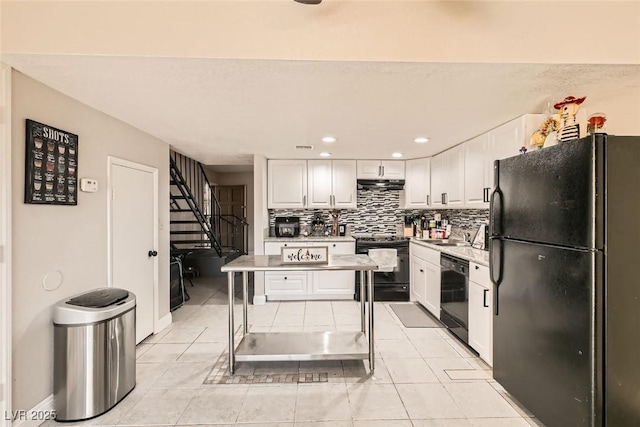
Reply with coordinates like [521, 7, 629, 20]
[440, 254, 469, 345]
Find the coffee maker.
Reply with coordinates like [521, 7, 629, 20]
[275, 217, 300, 237]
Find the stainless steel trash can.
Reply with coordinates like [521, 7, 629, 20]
[53, 288, 136, 421]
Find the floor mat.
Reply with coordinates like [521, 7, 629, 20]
[389, 303, 443, 328]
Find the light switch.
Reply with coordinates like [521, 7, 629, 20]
[80, 178, 98, 193]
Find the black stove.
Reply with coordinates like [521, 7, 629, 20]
[355, 235, 410, 302]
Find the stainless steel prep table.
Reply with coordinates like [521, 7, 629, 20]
[220, 254, 378, 375]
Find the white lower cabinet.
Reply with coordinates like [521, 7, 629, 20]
[409, 242, 441, 319]
[264, 241, 355, 300]
[468, 262, 493, 366]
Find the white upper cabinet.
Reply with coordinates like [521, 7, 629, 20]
[430, 144, 465, 208]
[464, 114, 544, 208]
[307, 160, 332, 208]
[464, 133, 491, 208]
[357, 160, 405, 180]
[268, 160, 307, 209]
[331, 160, 357, 208]
[404, 157, 431, 208]
[307, 160, 357, 209]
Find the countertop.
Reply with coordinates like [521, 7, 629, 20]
[221, 254, 376, 272]
[264, 236, 356, 243]
[410, 238, 490, 267]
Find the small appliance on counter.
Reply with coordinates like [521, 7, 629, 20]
[275, 217, 300, 237]
[403, 216, 415, 237]
[311, 214, 327, 236]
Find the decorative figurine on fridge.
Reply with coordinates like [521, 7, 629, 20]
[554, 95, 587, 143]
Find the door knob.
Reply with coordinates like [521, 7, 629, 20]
[148, 250, 158, 257]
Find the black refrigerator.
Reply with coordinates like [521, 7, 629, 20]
[489, 134, 640, 427]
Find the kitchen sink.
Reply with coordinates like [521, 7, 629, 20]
[417, 238, 471, 247]
[434, 242, 471, 247]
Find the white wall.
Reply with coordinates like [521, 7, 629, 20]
[0, 63, 13, 427]
[252, 155, 268, 304]
[583, 87, 640, 136]
[10, 70, 170, 411]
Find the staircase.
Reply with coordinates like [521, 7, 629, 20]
[169, 151, 248, 275]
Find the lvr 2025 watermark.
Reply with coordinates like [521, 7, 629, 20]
[4, 410, 57, 421]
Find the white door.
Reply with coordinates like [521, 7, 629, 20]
[464, 134, 489, 208]
[380, 161, 405, 179]
[356, 160, 382, 179]
[430, 153, 446, 207]
[109, 159, 157, 344]
[445, 144, 465, 207]
[267, 160, 307, 208]
[410, 256, 426, 304]
[404, 158, 431, 208]
[0, 63, 12, 427]
[307, 160, 332, 208]
[331, 160, 357, 208]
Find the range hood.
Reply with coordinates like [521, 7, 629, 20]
[357, 179, 405, 190]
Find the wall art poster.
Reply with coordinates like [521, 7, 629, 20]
[24, 119, 78, 205]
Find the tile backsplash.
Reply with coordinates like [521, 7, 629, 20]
[269, 189, 489, 235]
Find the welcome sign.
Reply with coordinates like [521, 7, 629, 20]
[281, 246, 329, 265]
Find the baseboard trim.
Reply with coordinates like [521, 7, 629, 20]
[253, 294, 266, 305]
[155, 312, 172, 333]
[12, 394, 54, 427]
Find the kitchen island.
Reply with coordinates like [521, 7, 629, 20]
[220, 254, 378, 374]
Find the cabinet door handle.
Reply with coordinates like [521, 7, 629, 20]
[303, 195, 307, 206]
[475, 265, 479, 270]
[427, 195, 430, 205]
[381, 165, 385, 177]
[284, 244, 288, 247]
[378, 165, 383, 177]
[284, 277, 287, 280]
[333, 244, 336, 247]
[483, 289, 489, 307]
[441, 193, 445, 204]
[419, 269, 424, 273]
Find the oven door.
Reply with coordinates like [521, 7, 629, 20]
[355, 247, 409, 301]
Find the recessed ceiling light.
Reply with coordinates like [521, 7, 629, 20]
[322, 136, 337, 143]
[392, 152, 403, 158]
[319, 152, 332, 157]
[414, 137, 430, 143]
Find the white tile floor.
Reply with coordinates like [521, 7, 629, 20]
[46, 276, 543, 427]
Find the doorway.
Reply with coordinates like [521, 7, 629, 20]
[216, 185, 247, 253]
[108, 157, 158, 344]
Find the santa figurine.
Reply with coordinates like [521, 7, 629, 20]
[554, 95, 587, 143]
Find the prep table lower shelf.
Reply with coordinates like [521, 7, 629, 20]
[220, 254, 378, 374]
[234, 331, 369, 362]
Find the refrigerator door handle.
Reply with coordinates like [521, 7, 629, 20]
[489, 160, 503, 237]
[489, 237, 504, 315]
[483, 288, 489, 308]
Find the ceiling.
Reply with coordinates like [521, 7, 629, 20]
[4, 54, 640, 166]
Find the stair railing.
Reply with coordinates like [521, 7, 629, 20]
[170, 154, 223, 257]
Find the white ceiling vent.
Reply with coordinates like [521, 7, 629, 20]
[295, 145, 314, 150]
